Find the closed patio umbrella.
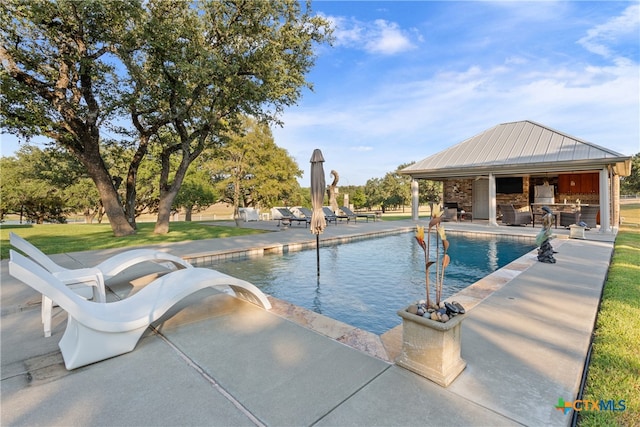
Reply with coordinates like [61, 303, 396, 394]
[310, 149, 326, 276]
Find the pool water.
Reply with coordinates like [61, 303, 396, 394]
[208, 232, 535, 335]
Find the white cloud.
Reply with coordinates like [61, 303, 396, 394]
[364, 20, 415, 54]
[324, 14, 417, 55]
[578, 4, 640, 59]
[325, 15, 363, 46]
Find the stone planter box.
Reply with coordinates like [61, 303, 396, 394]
[395, 308, 466, 387]
[569, 224, 586, 239]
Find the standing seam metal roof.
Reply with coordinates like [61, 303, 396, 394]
[402, 120, 629, 177]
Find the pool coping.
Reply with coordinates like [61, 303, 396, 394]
[183, 227, 564, 363]
[185, 226, 416, 266]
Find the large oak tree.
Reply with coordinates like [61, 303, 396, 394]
[1, 0, 331, 235]
[207, 116, 302, 221]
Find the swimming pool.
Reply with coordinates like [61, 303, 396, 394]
[208, 232, 535, 335]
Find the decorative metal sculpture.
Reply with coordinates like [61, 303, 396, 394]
[536, 206, 556, 263]
[327, 169, 340, 212]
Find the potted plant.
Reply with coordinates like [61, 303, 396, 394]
[395, 207, 467, 387]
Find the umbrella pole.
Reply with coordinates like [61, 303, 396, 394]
[316, 234, 320, 277]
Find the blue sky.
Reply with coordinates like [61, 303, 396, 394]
[2, 1, 639, 186]
[273, 1, 640, 185]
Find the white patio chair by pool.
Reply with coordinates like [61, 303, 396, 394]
[239, 207, 260, 222]
[10, 232, 193, 337]
[9, 250, 271, 370]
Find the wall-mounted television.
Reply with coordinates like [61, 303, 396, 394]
[496, 177, 523, 194]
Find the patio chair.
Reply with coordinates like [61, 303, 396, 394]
[560, 211, 580, 228]
[9, 250, 271, 370]
[499, 204, 532, 226]
[275, 208, 309, 227]
[322, 207, 340, 224]
[443, 202, 461, 222]
[10, 232, 193, 337]
[578, 205, 599, 229]
[299, 206, 339, 226]
[297, 207, 314, 219]
[238, 207, 260, 222]
[339, 206, 376, 222]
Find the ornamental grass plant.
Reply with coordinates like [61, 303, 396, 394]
[410, 206, 465, 323]
[414, 207, 450, 309]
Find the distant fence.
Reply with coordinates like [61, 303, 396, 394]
[621, 195, 640, 204]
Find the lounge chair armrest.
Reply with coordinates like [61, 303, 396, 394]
[53, 268, 106, 303]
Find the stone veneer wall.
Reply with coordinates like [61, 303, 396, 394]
[443, 177, 531, 213]
[443, 179, 473, 212]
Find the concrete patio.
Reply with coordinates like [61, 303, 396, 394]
[1, 218, 616, 426]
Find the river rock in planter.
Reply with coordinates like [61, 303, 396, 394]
[444, 302, 459, 315]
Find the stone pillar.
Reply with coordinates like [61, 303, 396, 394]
[612, 174, 620, 228]
[411, 180, 419, 221]
[488, 173, 498, 226]
[599, 167, 611, 233]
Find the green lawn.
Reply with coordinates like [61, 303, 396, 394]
[578, 222, 640, 426]
[620, 202, 640, 227]
[0, 221, 265, 260]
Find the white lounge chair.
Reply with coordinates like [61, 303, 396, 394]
[9, 250, 271, 370]
[10, 232, 193, 337]
[239, 207, 260, 222]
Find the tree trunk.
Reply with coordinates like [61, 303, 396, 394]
[154, 179, 184, 233]
[81, 153, 135, 236]
[233, 178, 242, 227]
[96, 176, 136, 235]
[185, 206, 193, 221]
[154, 150, 191, 234]
[154, 194, 174, 234]
[123, 141, 149, 230]
[83, 208, 97, 224]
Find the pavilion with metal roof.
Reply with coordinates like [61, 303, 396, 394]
[401, 120, 632, 232]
